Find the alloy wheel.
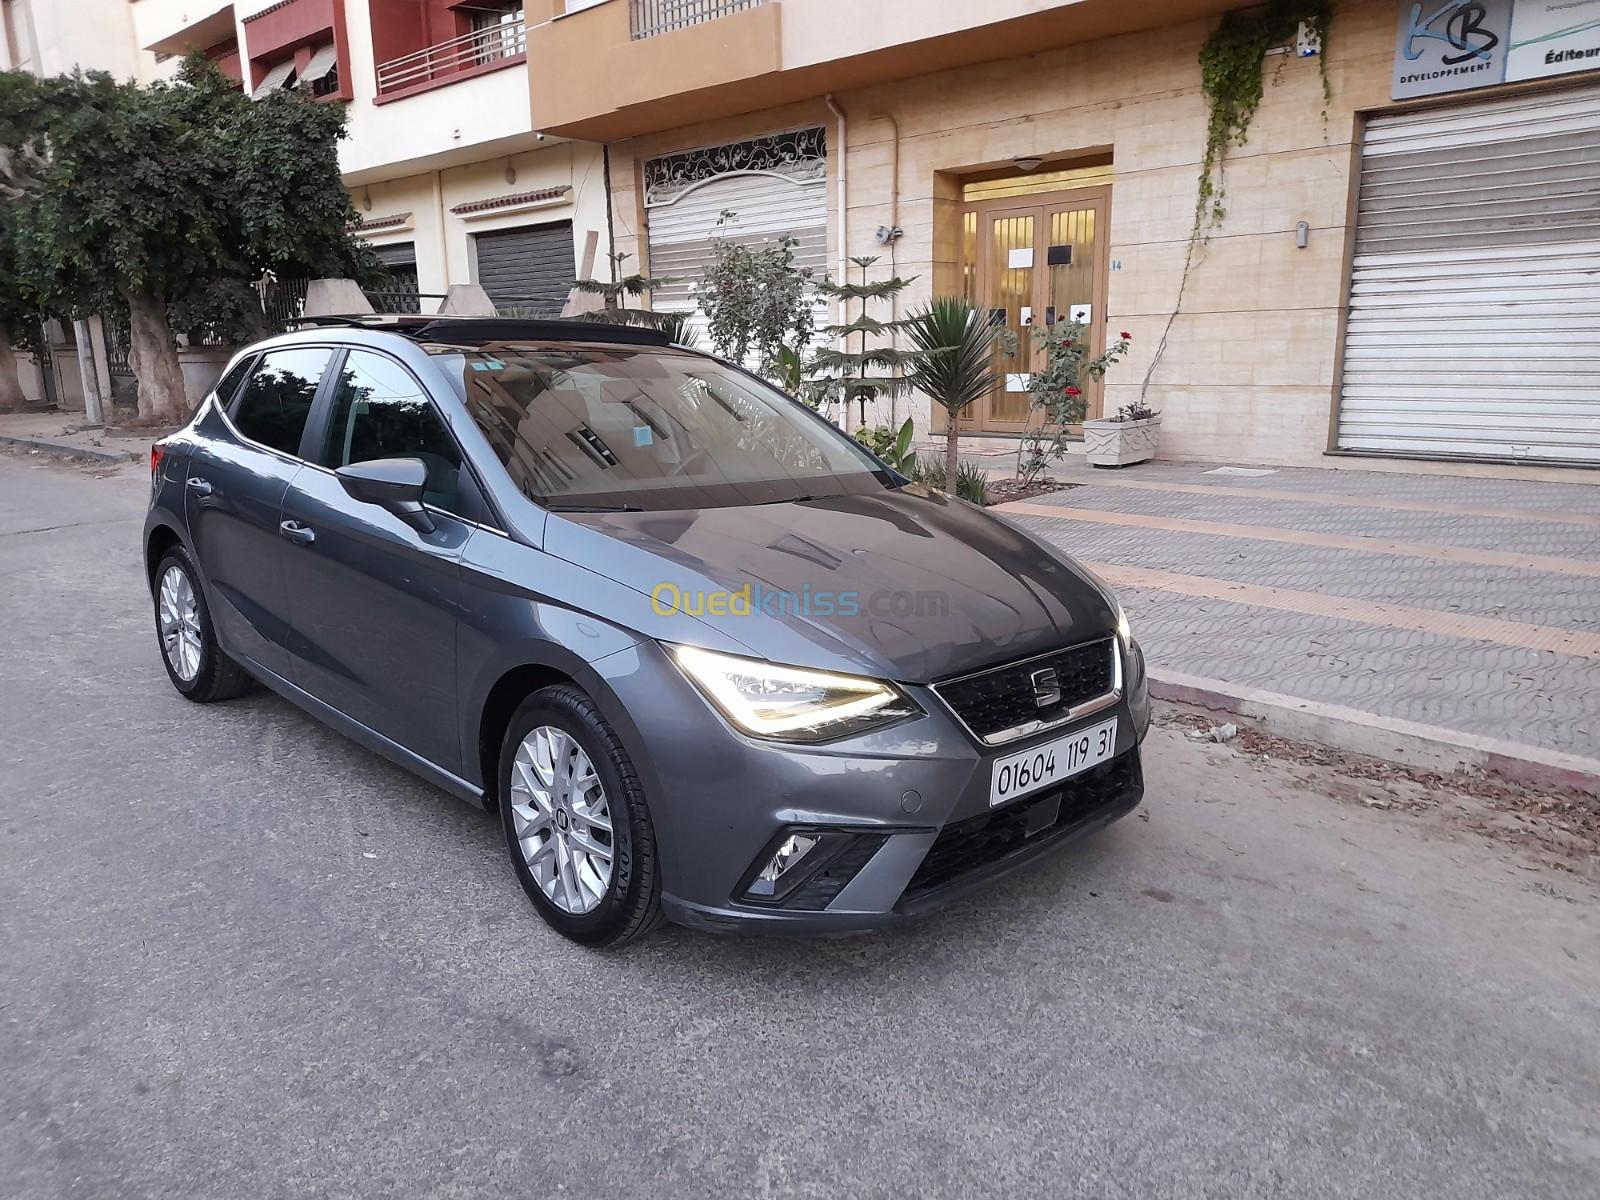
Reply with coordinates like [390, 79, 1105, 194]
[158, 565, 203, 682]
[509, 725, 615, 915]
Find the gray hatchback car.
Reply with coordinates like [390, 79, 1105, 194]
[144, 316, 1149, 944]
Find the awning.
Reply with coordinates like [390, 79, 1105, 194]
[301, 43, 338, 86]
[251, 58, 296, 101]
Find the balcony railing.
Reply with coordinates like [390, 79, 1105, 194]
[375, 16, 527, 96]
[629, 0, 765, 40]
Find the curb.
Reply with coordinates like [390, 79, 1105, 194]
[1149, 669, 1600, 799]
[0, 432, 141, 465]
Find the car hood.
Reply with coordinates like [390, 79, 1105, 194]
[542, 486, 1116, 683]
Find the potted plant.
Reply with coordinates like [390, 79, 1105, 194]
[1084, 396, 1162, 468]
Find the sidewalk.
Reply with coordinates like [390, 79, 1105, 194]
[0, 411, 152, 466]
[986, 453, 1600, 791]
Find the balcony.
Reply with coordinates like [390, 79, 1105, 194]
[131, 0, 238, 59]
[374, 14, 527, 102]
[629, 0, 765, 40]
[529, 0, 1243, 142]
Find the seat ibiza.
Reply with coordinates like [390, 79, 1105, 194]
[144, 316, 1149, 944]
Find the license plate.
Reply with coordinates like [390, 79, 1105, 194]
[989, 717, 1118, 808]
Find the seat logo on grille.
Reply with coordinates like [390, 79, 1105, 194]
[1029, 667, 1062, 708]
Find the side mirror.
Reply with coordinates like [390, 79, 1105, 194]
[335, 457, 436, 534]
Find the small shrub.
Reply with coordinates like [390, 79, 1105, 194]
[853, 417, 917, 473]
[914, 458, 988, 505]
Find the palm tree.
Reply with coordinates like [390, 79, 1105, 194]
[904, 296, 1008, 492]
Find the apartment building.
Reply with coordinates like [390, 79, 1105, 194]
[125, 0, 609, 315]
[528, 0, 1600, 472]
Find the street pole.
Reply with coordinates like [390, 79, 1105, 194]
[72, 319, 106, 426]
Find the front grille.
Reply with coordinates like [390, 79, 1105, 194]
[935, 639, 1117, 744]
[900, 752, 1141, 903]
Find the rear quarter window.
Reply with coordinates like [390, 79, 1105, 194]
[230, 348, 334, 457]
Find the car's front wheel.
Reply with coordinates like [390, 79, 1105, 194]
[152, 545, 253, 703]
[498, 685, 663, 946]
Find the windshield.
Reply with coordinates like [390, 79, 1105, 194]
[440, 344, 897, 512]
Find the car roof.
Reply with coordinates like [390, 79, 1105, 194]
[286, 314, 675, 351]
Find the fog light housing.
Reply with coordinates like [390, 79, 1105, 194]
[738, 828, 889, 909]
[746, 833, 823, 898]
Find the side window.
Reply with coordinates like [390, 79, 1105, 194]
[321, 350, 476, 519]
[231, 348, 332, 456]
[210, 355, 256, 411]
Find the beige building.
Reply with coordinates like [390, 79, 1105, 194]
[527, 0, 1600, 474]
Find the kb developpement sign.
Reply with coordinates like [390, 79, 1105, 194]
[1394, 0, 1600, 100]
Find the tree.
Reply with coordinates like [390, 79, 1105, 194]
[569, 251, 681, 330]
[809, 255, 918, 425]
[1, 57, 373, 423]
[904, 296, 1010, 491]
[695, 214, 814, 380]
[0, 71, 75, 412]
[0, 205, 44, 412]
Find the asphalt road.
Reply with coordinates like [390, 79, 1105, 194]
[3, 451, 1598, 1200]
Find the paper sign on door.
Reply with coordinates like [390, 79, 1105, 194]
[1007, 248, 1034, 270]
[1005, 374, 1032, 392]
[1069, 304, 1092, 324]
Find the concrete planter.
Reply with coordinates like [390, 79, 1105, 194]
[1084, 415, 1161, 468]
[178, 346, 238, 414]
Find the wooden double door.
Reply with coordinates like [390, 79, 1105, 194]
[958, 185, 1111, 434]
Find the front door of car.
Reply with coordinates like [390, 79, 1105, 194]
[185, 347, 334, 679]
[279, 348, 488, 775]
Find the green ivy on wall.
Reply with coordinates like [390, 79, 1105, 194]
[1197, 0, 1332, 228]
[1139, 2, 1334, 407]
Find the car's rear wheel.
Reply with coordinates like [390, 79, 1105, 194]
[153, 546, 253, 703]
[498, 685, 662, 946]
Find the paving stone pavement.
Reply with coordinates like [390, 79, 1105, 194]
[993, 457, 1600, 764]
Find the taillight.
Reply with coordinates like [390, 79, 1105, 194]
[150, 442, 166, 477]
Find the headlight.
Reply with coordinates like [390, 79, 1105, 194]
[670, 645, 921, 743]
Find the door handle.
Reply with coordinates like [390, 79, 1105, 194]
[279, 520, 316, 546]
[186, 476, 213, 496]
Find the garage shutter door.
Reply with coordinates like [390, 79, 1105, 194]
[1337, 87, 1600, 464]
[646, 159, 828, 346]
[472, 222, 574, 318]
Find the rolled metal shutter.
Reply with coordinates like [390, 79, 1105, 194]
[471, 222, 574, 317]
[371, 242, 416, 269]
[1338, 87, 1600, 464]
[646, 172, 828, 344]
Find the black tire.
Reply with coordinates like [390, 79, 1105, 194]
[152, 545, 254, 703]
[498, 685, 663, 947]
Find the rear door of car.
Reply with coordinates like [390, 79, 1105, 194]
[277, 347, 493, 775]
[186, 346, 337, 679]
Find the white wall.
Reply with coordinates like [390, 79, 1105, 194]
[20, 0, 146, 77]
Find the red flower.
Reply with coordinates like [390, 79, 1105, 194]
[1065, 386, 1082, 396]
[1120, 331, 1132, 341]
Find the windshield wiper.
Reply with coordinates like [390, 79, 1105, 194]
[544, 502, 645, 513]
[756, 494, 819, 505]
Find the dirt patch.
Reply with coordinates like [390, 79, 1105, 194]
[0, 441, 136, 479]
[984, 478, 1080, 506]
[1157, 706, 1600, 881]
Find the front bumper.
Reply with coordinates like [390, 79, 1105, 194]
[589, 637, 1152, 935]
